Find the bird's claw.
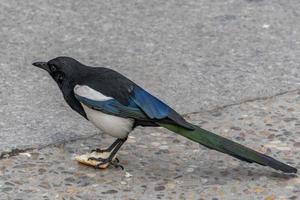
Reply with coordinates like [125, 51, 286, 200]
[112, 163, 124, 170]
[88, 157, 106, 162]
[110, 159, 124, 170]
[88, 156, 123, 169]
[90, 148, 107, 153]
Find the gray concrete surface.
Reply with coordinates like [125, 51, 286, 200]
[1, 90, 299, 200]
[1, 0, 300, 199]
[1, 0, 300, 152]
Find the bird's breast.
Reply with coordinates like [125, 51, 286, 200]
[81, 104, 134, 139]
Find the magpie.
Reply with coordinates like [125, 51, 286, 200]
[33, 57, 297, 173]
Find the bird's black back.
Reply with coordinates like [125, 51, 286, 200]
[61, 63, 192, 129]
[80, 67, 136, 106]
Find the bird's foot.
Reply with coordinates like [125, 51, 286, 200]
[88, 157, 123, 170]
[90, 148, 109, 153]
[75, 151, 116, 169]
[75, 138, 126, 169]
[109, 158, 124, 170]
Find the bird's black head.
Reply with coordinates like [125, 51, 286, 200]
[33, 57, 88, 119]
[33, 57, 83, 89]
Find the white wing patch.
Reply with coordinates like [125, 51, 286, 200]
[74, 85, 112, 101]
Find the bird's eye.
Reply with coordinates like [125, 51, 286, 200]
[57, 73, 64, 83]
[50, 64, 57, 72]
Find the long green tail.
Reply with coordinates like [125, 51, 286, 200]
[159, 123, 297, 173]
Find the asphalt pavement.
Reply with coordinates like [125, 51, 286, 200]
[0, 0, 300, 199]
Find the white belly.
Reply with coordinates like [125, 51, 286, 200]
[81, 104, 134, 139]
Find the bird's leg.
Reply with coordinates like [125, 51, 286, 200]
[90, 138, 122, 153]
[88, 138, 127, 169]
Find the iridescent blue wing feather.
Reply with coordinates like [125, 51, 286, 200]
[128, 87, 194, 129]
[129, 87, 170, 119]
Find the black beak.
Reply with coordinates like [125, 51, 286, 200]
[32, 62, 49, 72]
